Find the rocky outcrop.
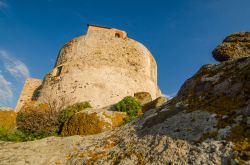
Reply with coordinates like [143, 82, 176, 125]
[172, 56, 250, 115]
[213, 32, 250, 62]
[134, 92, 152, 105]
[142, 96, 168, 113]
[62, 107, 126, 136]
[142, 56, 250, 164]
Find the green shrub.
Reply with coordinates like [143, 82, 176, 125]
[115, 96, 142, 123]
[16, 111, 25, 122]
[0, 127, 35, 142]
[58, 102, 91, 132]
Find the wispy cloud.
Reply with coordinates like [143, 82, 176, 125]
[0, 0, 8, 12]
[0, 50, 30, 107]
[0, 50, 30, 80]
[0, 74, 13, 106]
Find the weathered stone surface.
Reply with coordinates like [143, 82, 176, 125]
[142, 56, 250, 163]
[34, 29, 161, 109]
[171, 56, 250, 115]
[0, 109, 16, 129]
[15, 78, 42, 112]
[62, 107, 126, 136]
[134, 92, 152, 105]
[213, 32, 250, 62]
[142, 96, 168, 113]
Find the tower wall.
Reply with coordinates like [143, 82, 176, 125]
[15, 78, 42, 112]
[37, 30, 161, 108]
[87, 25, 127, 39]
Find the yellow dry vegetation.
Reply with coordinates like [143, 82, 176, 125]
[62, 112, 109, 136]
[0, 111, 16, 129]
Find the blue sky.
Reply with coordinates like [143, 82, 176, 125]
[0, 0, 250, 108]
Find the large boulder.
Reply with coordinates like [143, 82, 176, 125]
[172, 56, 250, 114]
[213, 32, 250, 62]
[61, 107, 126, 136]
[0, 108, 16, 130]
[142, 96, 168, 113]
[134, 92, 152, 105]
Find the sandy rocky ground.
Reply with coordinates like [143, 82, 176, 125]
[0, 120, 234, 165]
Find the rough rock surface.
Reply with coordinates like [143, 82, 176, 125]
[1, 56, 249, 165]
[213, 32, 250, 62]
[134, 92, 152, 105]
[142, 96, 168, 113]
[62, 107, 126, 136]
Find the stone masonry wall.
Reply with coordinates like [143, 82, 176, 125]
[37, 30, 161, 108]
[87, 25, 127, 39]
[15, 78, 42, 112]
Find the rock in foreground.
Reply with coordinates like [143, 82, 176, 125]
[62, 107, 126, 136]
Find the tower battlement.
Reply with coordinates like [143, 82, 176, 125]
[87, 24, 128, 39]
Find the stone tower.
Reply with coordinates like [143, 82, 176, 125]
[16, 25, 161, 111]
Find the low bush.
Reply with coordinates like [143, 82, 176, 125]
[0, 127, 35, 142]
[3, 101, 93, 141]
[115, 96, 142, 123]
[16, 102, 60, 138]
[58, 101, 91, 126]
[61, 112, 106, 136]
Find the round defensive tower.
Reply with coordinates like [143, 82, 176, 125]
[37, 25, 161, 108]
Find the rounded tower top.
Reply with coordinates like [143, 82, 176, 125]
[54, 26, 157, 84]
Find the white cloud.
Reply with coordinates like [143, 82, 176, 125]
[162, 92, 176, 99]
[0, 74, 13, 106]
[0, 50, 30, 80]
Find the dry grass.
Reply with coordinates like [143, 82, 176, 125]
[0, 111, 16, 130]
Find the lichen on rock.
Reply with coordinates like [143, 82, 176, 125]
[61, 107, 126, 136]
[213, 32, 250, 62]
[134, 92, 152, 105]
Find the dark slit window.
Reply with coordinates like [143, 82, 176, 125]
[56, 66, 63, 76]
[115, 33, 120, 38]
